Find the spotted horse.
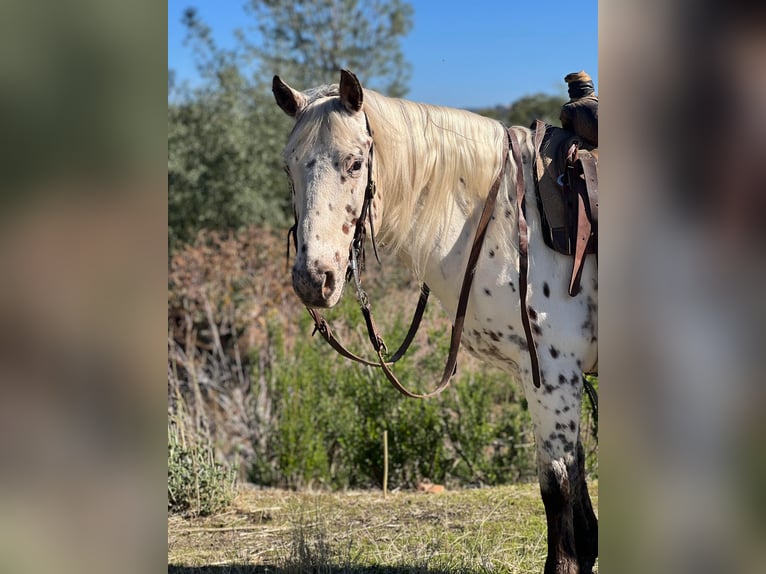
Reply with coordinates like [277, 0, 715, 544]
[273, 70, 598, 574]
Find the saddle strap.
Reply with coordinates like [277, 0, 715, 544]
[580, 150, 598, 220]
[374, 130, 511, 398]
[511, 129, 542, 389]
[569, 190, 591, 296]
[567, 149, 598, 296]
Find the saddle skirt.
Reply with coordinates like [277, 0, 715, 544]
[532, 121, 598, 296]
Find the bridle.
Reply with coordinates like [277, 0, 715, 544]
[286, 115, 543, 397]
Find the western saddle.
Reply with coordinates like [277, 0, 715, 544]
[532, 71, 598, 296]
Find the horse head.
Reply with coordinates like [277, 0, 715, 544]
[273, 69, 380, 308]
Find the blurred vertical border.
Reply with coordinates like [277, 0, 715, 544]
[601, 0, 766, 572]
[0, 1, 166, 573]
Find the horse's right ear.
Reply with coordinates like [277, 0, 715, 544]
[339, 69, 363, 113]
[272, 75, 306, 117]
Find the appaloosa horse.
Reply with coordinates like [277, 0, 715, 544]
[273, 69, 598, 574]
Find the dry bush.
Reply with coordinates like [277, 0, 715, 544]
[168, 227, 301, 473]
[166, 226, 425, 472]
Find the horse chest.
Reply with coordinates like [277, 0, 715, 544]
[424, 253, 528, 373]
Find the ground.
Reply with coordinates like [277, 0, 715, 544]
[168, 482, 598, 574]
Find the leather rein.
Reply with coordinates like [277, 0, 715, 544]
[287, 118, 542, 398]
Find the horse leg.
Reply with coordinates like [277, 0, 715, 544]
[539, 455, 578, 574]
[572, 441, 598, 573]
[525, 363, 588, 574]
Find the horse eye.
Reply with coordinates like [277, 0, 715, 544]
[350, 159, 363, 173]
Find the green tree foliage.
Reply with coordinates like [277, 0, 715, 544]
[242, 0, 413, 97]
[168, 2, 414, 250]
[168, 71, 292, 249]
[168, 10, 293, 249]
[476, 93, 567, 128]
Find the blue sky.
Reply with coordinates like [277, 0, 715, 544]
[168, 0, 598, 109]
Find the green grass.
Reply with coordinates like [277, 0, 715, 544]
[168, 482, 598, 574]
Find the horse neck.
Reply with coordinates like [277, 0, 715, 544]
[365, 92, 507, 278]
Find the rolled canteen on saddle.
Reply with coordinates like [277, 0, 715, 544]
[559, 71, 598, 147]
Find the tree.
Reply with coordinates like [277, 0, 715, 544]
[168, 2, 415, 250]
[168, 82, 292, 249]
[241, 0, 413, 96]
[168, 11, 293, 249]
[506, 93, 567, 127]
[476, 93, 567, 128]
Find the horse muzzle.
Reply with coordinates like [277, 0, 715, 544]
[291, 260, 342, 308]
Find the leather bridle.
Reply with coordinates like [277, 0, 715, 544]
[286, 117, 542, 397]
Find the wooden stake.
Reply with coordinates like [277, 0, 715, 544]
[383, 430, 388, 498]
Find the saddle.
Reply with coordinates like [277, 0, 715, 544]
[532, 120, 598, 296]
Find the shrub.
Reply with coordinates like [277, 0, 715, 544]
[168, 413, 236, 516]
[168, 225, 594, 491]
[247, 310, 537, 490]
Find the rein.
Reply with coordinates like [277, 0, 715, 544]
[287, 115, 432, 374]
[287, 119, 544, 398]
[514, 129, 542, 389]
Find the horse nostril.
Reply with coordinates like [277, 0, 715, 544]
[321, 270, 336, 300]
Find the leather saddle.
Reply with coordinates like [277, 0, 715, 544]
[532, 119, 598, 296]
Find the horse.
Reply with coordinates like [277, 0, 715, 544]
[273, 69, 598, 574]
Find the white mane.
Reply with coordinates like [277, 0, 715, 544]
[287, 85, 528, 276]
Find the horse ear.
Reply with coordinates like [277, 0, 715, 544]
[272, 75, 306, 117]
[339, 69, 363, 113]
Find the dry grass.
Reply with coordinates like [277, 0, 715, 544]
[168, 482, 598, 574]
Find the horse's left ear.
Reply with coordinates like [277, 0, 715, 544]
[339, 69, 363, 113]
[273, 75, 306, 117]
